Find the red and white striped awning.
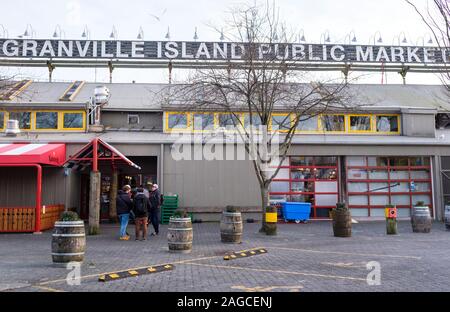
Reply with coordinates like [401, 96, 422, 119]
[0, 143, 66, 166]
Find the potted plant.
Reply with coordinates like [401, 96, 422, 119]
[265, 206, 277, 236]
[51, 211, 86, 263]
[331, 202, 351, 237]
[168, 209, 193, 253]
[220, 206, 243, 243]
[385, 204, 397, 235]
[411, 201, 432, 233]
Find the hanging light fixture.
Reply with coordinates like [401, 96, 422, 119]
[137, 26, 144, 40]
[110, 25, 118, 39]
[81, 25, 90, 39]
[193, 27, 198, 40]
[220, 28, 225, 41]
[165, 26, 171, 40]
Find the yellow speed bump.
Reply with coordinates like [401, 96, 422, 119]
[98, 264, 174, 282]
[223, 248, 267, 260]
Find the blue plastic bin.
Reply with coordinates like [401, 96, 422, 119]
[281, 202, 311, 223]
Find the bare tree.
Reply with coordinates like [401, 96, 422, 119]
[406, 0, 450, 86]
[168, 1, 354, 234]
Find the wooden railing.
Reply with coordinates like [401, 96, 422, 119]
[0, 204, 65, 232]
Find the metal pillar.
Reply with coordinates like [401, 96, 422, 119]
[108, 61, 114, 83]
[399, 66, 410, 85]
[89, 138, 101, 234]
[47, 61, 55, 82]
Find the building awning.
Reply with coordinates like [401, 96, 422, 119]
[0, 143, 66, 166]
[64, 138, 141, 171]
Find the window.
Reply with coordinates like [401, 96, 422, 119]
[349, 115, 371, 132]
[35, 112, 58, 129]
[63, 112, 84, 129]
[9, 112, 31, 129]
[128, 114, 139, 125]
[271, 114, 290, 131]
[168, 113, 188, 130]
[244, 114, 262, 129]
[321, 115, 345, 131]
[296, 115, 318, 131]
[0, 112, 4, 129]
[376, 115, 399, 133]
[218, 113, 241, 130]
[193, 113, 214, 131]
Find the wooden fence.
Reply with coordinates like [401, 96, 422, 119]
[0, 205, 65, 232]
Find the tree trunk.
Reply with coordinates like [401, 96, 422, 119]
[259, 183, 270, 233]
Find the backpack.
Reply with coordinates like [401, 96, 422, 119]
[134, 196, 147, 215]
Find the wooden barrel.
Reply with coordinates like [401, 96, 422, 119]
[411, 206, 432, 233]
[51, 221, 86, 263]
[167, 217, 193, 253]
[445, 205, 450, 230]
[332, 210, 352, 237]
[220, 211, 243, 243]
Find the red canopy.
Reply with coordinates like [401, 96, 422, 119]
[0, 143, 66, 166]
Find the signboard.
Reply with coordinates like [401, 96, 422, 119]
[1, 39, 449, 64]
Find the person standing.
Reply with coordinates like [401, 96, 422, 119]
[149, 184, 162, 236]
[116, 185, 133, 240]
[133, 187, 150, 241]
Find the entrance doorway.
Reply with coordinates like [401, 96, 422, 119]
[79, 156, 158, 221]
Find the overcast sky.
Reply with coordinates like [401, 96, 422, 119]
[0, 0, 444, 84]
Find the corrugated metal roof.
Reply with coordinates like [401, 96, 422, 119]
[1, 81, 449, 112]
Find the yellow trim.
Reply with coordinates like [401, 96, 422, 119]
[216, 112, 244, 133]
[320, 114, 346, 133]
[8, 110, 33, 130]
[374, 114, 401, 135]
[62, 111, 86, 131]
[0, 111, 5, 130]
[294, 114, 320, 133]
[191, 112, 215, 133]
[165, 112, 190, 133]
[347, 114, 373, 133]
[33, 111, 59, 131]
[270, 113, 291, 132]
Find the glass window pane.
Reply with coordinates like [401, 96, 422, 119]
[410, 169, 430, 179]
[350, 116, 371, 131]
[321, 115, 345, 131]
[291, 156, 314, 166]
[350, 208, 369, 217]
[244, 114, 262, 128]
[409, 157, 430, 166]
[291, 181, 314, 192]
[291, 168, 313, 180]
[315, 156, 337, 166]
[193, 113, 214, 130]
[270, 194, 287, 203]
[390, 169, 409, 179]
[272, 168, 289, 179]
[315, 168, 337, 179]
[412, 195, 431, 206]
[349, 195, 368, 206]
[413, 182, 431, 192]
[289, 194, 314, 204]
[64, 113, 83, 128]
[348, 169, 368, 179]
[368, 169, 388, 179]
[218, 113, 240, 129]
[270, 181, 289, 193]
[376, 115, 398, 132]
[370, 208, 386, 217]
[347, 156, 366, 166]
[36, 112, 58, 129]
[369, 183, 389, 193]
[391, 195, 410, 205]
[316, 208, 331, 217]
[368, 157, 388, 167]
[389, 157, 409, 166]
[271, 115, 290, 130]
[9, 112, 31, 129]
[296, 115, 318, 131]
[0, 112, 4, 128]
[348, 182, 368, 192]
[370, 195, 389, 206]
[315, 194, 338, 207]
[390, 182, 409, 192]
[397, 208, 411, 217]
[168, 113, 188, 129]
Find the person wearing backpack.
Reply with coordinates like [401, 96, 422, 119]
[148, 184, 162, 236]
[133, 187, 151, 241]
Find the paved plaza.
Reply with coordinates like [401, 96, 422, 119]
[0, 221, 449, 292]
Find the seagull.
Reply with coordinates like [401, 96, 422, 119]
[149, 8, 167, 22]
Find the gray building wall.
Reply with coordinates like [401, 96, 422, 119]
[102, 111, 163, 131]
[401, 108, 436, 138]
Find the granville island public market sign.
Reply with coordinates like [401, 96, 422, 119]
[1, 39, 449, 63]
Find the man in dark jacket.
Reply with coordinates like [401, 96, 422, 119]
[148, 184, 162, 236]
[116, 185, 133, 240]
[133, 187, 151, 241]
